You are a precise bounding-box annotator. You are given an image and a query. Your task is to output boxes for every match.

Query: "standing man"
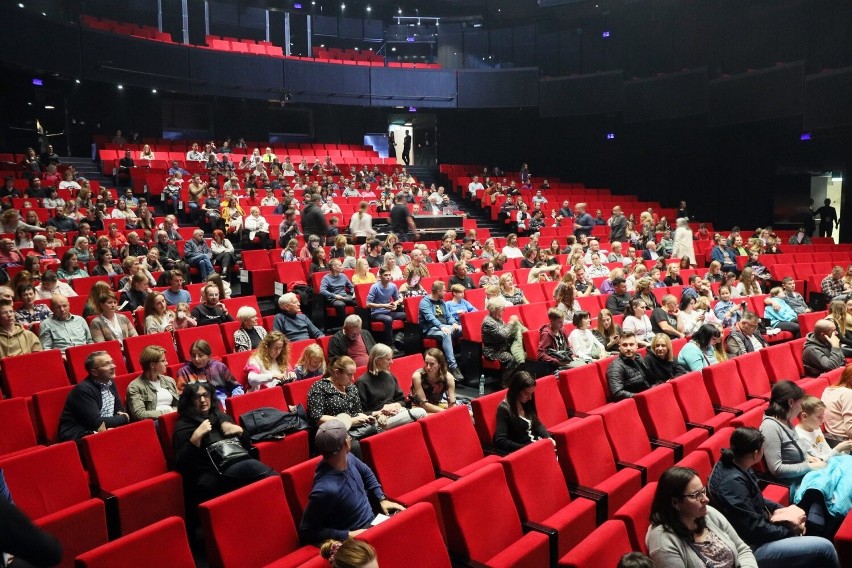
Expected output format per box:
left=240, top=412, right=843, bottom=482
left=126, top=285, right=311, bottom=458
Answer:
left=573, top=202, right=594, bottom=239
left=301, top=194, right=329, bottom=245
left=608, top=205, right=628, bottom=243
left=402, top=130, right=412, bottom=166
left=59, top=351, right=129, bottom=441
left=390, top=194, right=417, bottom=242
left=815, top=198, right=839, bottom=238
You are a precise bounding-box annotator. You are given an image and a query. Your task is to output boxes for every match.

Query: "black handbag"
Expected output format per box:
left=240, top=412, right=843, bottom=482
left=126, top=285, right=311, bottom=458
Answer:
left=206, top=438, right=251, bottom=474
left=348, top=422, right=379, bottom=441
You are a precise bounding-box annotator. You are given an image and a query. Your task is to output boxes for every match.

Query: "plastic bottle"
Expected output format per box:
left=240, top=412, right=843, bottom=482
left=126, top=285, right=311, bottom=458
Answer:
left=478, top=373, right=485, bottom=396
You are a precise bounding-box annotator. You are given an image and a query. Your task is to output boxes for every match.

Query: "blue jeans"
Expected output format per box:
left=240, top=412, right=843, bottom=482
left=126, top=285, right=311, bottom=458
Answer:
left=372, top=309, right=406, bottom=346
left=753, top=536, right=839, bottom=568
left=423, top=326, right=461, bottom=369
left=189, top=256, right=214, bottom=281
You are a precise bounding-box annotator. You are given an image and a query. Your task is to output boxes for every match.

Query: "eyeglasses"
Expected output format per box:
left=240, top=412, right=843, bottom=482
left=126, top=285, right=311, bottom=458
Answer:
left=193, top=393, right=211, bottom=401
left=682, top=487, right=708, bottom=500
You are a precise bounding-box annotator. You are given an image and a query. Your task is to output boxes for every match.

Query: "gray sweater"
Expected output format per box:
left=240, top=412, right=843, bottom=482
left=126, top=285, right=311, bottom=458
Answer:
left=759, top=416, right=810, bottom=481
left=647, top=506, right=757, bottom=568
left=801, top=333, right=845, bottom=377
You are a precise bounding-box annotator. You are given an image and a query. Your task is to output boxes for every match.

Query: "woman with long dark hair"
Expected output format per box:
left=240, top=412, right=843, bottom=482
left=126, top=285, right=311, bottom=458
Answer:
left=172, top=382, right=274, bottom=503
left=708, top=427, right=840, bottom=567
left=493, top=371, right=552, bottom=453
left=676, top=323, right=721, bottom=372
left=648, top=465, right=755, bottom=567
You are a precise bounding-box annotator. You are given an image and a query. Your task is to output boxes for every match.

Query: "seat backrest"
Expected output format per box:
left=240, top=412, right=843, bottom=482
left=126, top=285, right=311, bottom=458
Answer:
left=613, top=482, right=657, bottom=553
left=470, top=390, right=506, bottom=448
left=124, top=332, right=179, bottom=372
left=199, top=476, right=302, bottom=568
left=0, top=442, right=92, bottom=518
left=419, top=405, right=485, bottom=473
left=501, top=439, right=571, bottom=522
left=798, top=311, right=826, bottom=335
left=702, top=359, right=748, bottom=407
left=32, top=385, right=74, bottom=443
left=360, top=422, right=437, bottom=496
left=221, top=350, right=253, bottom=388
left=731, top=404, right=768, bottom=429
left=75, top=516, right=195, bottom=568
left=220, top=321, right=241, bottom=353
left=437, top=463, right=524, bottom=562
left=735, top=351, right=772, bottom=396
left=697, top=427, right=735, bottom=464
left=281, top=375, right=322, bottom=408
left=225, top=387, right=288, bottom=425
left=534, top=374, right=569, bottom=427
left=633, top=383, right=688, bottom=440
left=359, top=502, right=451, bottom=568
left=156, top=411, right=180, bottom=467
left=553, top=415, right=618, bottom=486
left=676, top=450, right=713, bottom=481
left=0, top=397, right=38, bottom=456
left=80, top=420, right=168, bottom=491
left=281, top=456, right=322, bottom=525
left=760, top=343, right=800, bottom=382
left=558, top=365, right=607, bottom=413
left=670, top=371, right=717, bottom=423
left=175, top=325, right=227, bottom=361
left=67, top=340, right=128, bottom=383
left=553, top=520, right=633, bottom=568
left=1, top=349, right=70, bottom=397
left=388, top=354, right=424, bottom=397
left=591, top=398, right=653, bottom=462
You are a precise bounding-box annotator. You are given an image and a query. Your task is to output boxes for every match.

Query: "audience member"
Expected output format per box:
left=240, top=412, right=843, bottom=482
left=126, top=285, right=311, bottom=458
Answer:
left=59, top=351, right=129, bottom=441
left=175, top=339, right=243, bottom=397
left=191, top=283, right=234, bottom=326
left=418, top=281, right=463, bottom=381
left=126, top=345, right=179, bottom=421
left=13, top=284, right=51, bottom=329
left=328, top=315, right=375, bottom=368
left=725, top=311, right=766, bottom=358
left=320, top=258, right=356, bottom=325
left=0, top=298, right=41, bottom=358
left=802, top=319, right=846, bottom=377
left=356, top=344, right=425, bottom=430
left=606, top=331, right=653, bottom=400
left=410, top=348, right=459, bottom=414
left=233, top=306, right=266, bottom=352
left=677, top=324, right=721, bottom=372
left=481, top=297, right=524, bottom=383
left=89, top=291, right=138, bottom=342
left=294, top=343, right=327, bottom=381
left=651, top=294, right=685, bottom=339
left=494, top=371, right=553, bottom=453
left=568, top=311, right=607, bottom=362
left=821, top=366, right=852, bottom=446
left=274, top=292, right=324, bottom=341
left=245, top=331, right=294, bottom=390
left=39, top=294, right=93, bottom=352
left=822, top=266, right=850, bottom=303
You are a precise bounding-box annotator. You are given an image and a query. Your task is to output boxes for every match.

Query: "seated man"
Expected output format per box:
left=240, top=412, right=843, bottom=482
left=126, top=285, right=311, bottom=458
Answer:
left=0, top=299, right=41, bottom=358
left=418, top=281, right=464, bottom=382
left=366, top=268, right=406, bottom=349
left=191, top=283, right=234, bottom=326
left=821, top=266, right=851, bottom=304
left=273, top=292, right=324, bottom=342
left=650, top=294, right=685, bottom=339
left=163, top=270, right=191, bottom=306
left=156, top=230, right=190, bottom=281
left=298, top=419, right=404, bottom=545
left=605, top=277, right=632, bottom=315
left=779, top=276, right=811, bottom=316
left=448, top=262, right=476, bottom=290
left=725, top=311, right=767, bottom=358
left=58, top=351, right=129, bottom=441
left=184, top=229, right=215, bottom=282
left=802, top=319, right=846, bottom=377
left=710, top=240, right=738, bottom=274
left=320, top=258, right=356, bottom=325
left=606, top=332, right=651, bottom=401
left=328, top=315, right=376, bottom=368
left=38, top=294, right=93, bottom=353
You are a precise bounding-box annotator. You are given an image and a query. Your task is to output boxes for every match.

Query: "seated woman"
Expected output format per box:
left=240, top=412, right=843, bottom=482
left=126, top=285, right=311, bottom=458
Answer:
left=308, top=247, right=329, bottom=277
left=621, top=298, right=655, bottom=346
left=644, top=333, right=685, bottom=384
left=126, top=345, right=179, bottom=421
left=499, top=272, right=529, bottom=306
left=481, top=297, right=524, bottom=383
left=446, top=284, right=477, bottom=322
left=243, top=206, right=271, bottom=249
left=120, top=273, right=150, bottom=313
left=245, top=331, right=294, bottom=391
left=281, top=238, right=299, bottom=262
left=294, top=343, right=327, bottom=381
left=356, top=344, right=426, bottom=430
left=91, top=247, right=122, bottom=277
left=734, top=267, right=763, bottom=297
left=210, top=230, right=237, bottom=279
left=144, top=292, right=175, bottom=334
left=633, top=277, right=659, bottom=310
left=89, top=291, right=138, bottom=342
left=233, top=306, right=267, bottom=352
left=306, top=355, right=377, bottom=458
left=827, top=299, right=852, bottom=357
left=351, top=258, right=376, bottom=285
left=399, top=270, right=427, bottom=299
left=678, top=295, right=705, bottom=336
left=676, top=324, right=721, bottom=372
left=380, top=252, right=403, bottom=281
left=478, top=261, right=500, bottom=288
left=592, top=309, right=621, bottom=353
left=494, top=371, right=554, bottom=453
left=173, top=381, right=275, bottom=504
left=822, top=366, right=852, bottom=446
left=319, top=539, right=377, bottom=568
left=56, top=251, right=88, bottom=280
left=538, top=308, right=581, bottom=371
left=410, top=348, right=459, bottom=414
left=569, top=311, right=607, bottom=363
left=14, top=283, right=51, bottom=329
left=175, top=339, right=244, bottom=398
left=648, top=465, right=757, bottom=567
left=708, top=426, right=840, bottom=567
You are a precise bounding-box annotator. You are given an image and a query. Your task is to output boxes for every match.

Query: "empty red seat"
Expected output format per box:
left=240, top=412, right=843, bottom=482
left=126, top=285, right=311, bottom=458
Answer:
left=613, top=482, right=657, bottom=553
left=761, top=341, right=804, bottom=380
left=634, top=383, right=710, bottom=456
left=558, top=365, right=608, bottom=414
left=75, top=516, right=194, bottom=568
left=1, top=349, right=70, bottom=398
left=0, top=397, right=40, bottom=459
left=438, top=463, right=550, bottom=567
left=199, top=476, right=318, bottom=568
left=281, top=456, right=322, bottom=526
left=557, top=520, right=633, bottom=567
left=80, top=420, right=184, bottom=536
left=358, top=502, right=452, bottom=568
left=670, top=371, right=736, bottom=432
left=501, top=440, right=597, bottom=557
left=470, top=389, right=506, bottom=450
left=0, top=442, right=108, bottom=568
left=702, top=359, right=766, bottom=413
left=419, top=405, right=501, bottom=476
left=534, top=374, right=572, bottom=429
left=32, top=385, right=74, bottom=444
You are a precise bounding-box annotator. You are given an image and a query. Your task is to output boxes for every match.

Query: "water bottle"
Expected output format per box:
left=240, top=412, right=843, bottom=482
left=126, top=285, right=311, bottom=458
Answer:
left=478, top=373, right=485, bottom=396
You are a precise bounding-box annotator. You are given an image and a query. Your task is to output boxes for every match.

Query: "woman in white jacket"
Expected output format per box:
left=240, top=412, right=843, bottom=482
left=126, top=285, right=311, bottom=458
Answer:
left=244, top=206, right=271, bottom=249
left=349, top=201, right=375, bottom=244
left=671, top=217, right=696, bottom=266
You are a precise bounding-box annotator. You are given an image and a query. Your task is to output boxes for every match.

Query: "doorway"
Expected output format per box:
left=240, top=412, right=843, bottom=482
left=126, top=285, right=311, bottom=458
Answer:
left=387, top=113, right=437, bottom=167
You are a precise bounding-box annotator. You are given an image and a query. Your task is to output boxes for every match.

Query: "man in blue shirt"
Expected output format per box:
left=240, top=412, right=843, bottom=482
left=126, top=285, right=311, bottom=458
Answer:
left=298, top=419, right=403, bottom=545
left=184, top=229, right=215, bottom=281
left=572, top=202, right=594, bottom=238
left=320, top=259, right=356, bottom=326
left=419, top=281, right=464, bottom=381
left=162, top=270, right=191, bottom=306
left=366, top=267, right=405, bottom=349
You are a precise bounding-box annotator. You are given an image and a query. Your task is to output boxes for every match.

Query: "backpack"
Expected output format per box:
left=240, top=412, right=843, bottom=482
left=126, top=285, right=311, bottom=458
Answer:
left=289, top=281, right=314, bottom=314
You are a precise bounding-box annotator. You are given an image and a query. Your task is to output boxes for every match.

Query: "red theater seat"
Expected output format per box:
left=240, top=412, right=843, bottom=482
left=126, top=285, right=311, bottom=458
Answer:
left=419, top=405, right=501, bottom=476
left=281, top=456, right=322, bottom=526
left=0, top=397, right=40, bottom=459
left=75, top=516, right=194, bottom=568
left=634, top=383, right=710, bottom=455
left=358, top=502, right=452, bottom=568
left=558, top=520, right=633, bottom=568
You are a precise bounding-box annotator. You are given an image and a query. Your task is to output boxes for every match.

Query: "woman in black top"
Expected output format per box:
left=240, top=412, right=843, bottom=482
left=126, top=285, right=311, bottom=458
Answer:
left=356, top=344, right=426, bottom=431
left=643, top=333, right=686, bottom=385
left=493, top=371, right=553, bottom=453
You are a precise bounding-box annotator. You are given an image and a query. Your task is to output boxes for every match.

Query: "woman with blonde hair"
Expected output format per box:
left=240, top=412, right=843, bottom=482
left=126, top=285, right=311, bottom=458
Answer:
left=480, top=238, right=498, bottom=260
left=245, top=331, right=294, bottom=390
left=126, top=345, right=178, bottom=421
left=294, top=343, right=326, bottom=381
left=351, top=257, right=376, bottom=285
left=319, top=539, right=377, bottom=568
left=330, top=234, right=347, bottom=259
left=281, top=238, right=299, bottom=262
left=593, top=308, right=622, bottom=353
left=144, top=292, right=175, bottom=334
left=555, top=279, right=580, bottom=320
left=499, top=272, right=529, bottom=305
left=380, top=252, right=403, bottom=281
left=828, top=299, right=852, bottom=357
left=664, top=263, right=683, bottom=286
left=83, top=280, right=113, bottom=317
left=634, top=277, right=659, bottom=310
left=734, top=266, right=762, bottom=297
left=357, top=343, right=426, bottom=430
left=341, top=244, right=358, bottom=270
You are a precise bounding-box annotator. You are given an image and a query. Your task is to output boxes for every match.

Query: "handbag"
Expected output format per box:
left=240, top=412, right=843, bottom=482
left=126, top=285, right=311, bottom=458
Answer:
left=206, top=437, right=251, bottom=475
left=348, top=421, right=379, bottom=441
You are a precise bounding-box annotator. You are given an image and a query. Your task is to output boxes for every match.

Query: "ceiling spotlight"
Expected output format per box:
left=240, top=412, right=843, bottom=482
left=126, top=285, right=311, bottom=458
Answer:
left=44, top=105, right=54, bottom=109
left=75, top=79, right=81, bottom=84
left=398, top=7, right=402, bottom=14
left=117, top=84, right=124, bottom=90
left=152, top=89, right=157, bottom=94
left=340, top=3, right=345, bottom=9
left=18, top=3, right=24, bottom=7
left=366, top=5, right=371, bottom=12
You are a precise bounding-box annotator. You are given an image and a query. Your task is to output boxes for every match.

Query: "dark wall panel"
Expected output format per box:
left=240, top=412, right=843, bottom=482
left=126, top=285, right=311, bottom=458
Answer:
left=458, top=68, right=539, bottom=108
left=539, top=71, right=623, bottom=117
left=370, top=69, right=456, bottom=108
left=284, top=60, right=370, bottom=106
left=188, top=49, right=283, bottom=100
left=804, top=68, right=852, bottom=130
left=81, top=29, right=191, bottom=91
left=0, top=6, right=82, bottom=77
left=708, top=62, right=805, bottom=127
left=623, top=68, right=707, bottom=123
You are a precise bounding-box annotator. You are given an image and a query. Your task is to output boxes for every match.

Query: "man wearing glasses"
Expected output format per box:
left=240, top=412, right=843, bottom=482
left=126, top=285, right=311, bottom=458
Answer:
left=725, top=311, right=767, bottom=358
left=59, top=351, right=129, bottom=441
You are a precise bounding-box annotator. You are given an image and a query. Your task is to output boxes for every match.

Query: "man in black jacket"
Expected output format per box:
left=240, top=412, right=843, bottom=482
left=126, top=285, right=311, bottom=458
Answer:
left=605, top=332, right=651, bottom=401
left=301, top=194, right=329, bottom=245
left=59, top=351, right=129, bottom=441
left=328, top=315, right=375, bottom=368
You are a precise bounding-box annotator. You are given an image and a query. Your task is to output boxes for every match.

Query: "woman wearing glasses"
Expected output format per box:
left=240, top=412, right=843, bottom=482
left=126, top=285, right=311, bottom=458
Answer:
left=126, top=345, right=178, bottom=421
left=647, top=466, right=756, bottom=567
left=707, top=427, right=840, bottom=568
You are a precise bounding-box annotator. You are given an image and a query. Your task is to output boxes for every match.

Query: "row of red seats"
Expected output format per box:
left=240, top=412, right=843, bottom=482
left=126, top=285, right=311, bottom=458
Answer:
left=80, top=14, right=173, bottom=43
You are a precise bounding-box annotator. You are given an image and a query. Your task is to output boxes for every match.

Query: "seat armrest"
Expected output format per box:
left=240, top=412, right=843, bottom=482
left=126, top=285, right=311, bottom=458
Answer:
left=650, top=437, right=683, bottom=462
left=96, top=489, right=121, bottom=540
left=482, top=445, right=509, bottom=457
left=686, top=422, right=714, bottom=434
left=448, top=551, right=489, bottom=568
left=616, top=460, right=647, bottom=485
left=567, top=409, right=590, bottom=418
left=568, top=484, right=608, bottom=526
left=436, top=469, right=461, bottom=481
left=713, top=404, right=743, bottom=416
left=746, top=394, right=771, bottom=402
left=522, top=520, right=559, bottom=568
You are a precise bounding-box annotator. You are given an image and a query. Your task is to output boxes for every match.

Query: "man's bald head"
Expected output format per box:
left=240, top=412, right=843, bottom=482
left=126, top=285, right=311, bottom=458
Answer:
left=814, top=319, right=837, bottom=342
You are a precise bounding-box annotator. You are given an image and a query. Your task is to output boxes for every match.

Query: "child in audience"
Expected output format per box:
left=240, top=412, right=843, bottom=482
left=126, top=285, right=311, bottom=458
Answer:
left=795, top=396, right=852, bottom=461
left=172, top=302, right=198, bottom=329
left=294, top=343, right=326, bottom=381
